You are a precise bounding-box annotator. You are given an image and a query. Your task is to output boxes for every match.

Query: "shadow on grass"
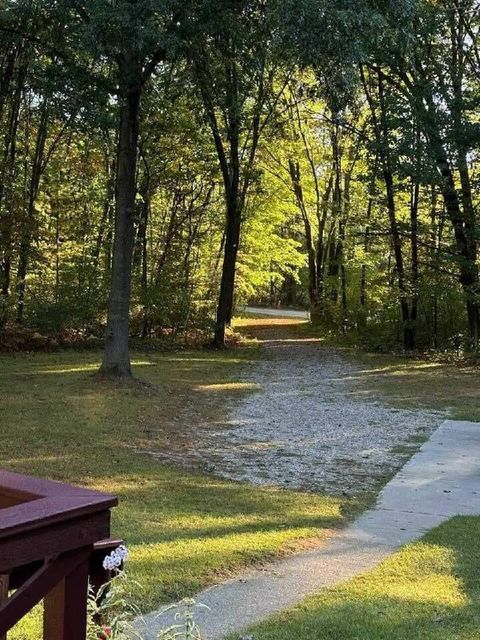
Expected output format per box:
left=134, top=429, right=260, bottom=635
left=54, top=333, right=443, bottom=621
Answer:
left=0, top=345, right=366, bottom=613
left=231, top=516, right=480, bottom=640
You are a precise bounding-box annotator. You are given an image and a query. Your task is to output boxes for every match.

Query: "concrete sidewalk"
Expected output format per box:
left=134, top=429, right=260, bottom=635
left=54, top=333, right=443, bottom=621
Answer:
left=136, top=420, right=480, bottom=640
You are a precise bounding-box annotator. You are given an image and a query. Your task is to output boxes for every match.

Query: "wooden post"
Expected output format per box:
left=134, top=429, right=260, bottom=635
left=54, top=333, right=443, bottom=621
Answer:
left=0, top=470, right=117, bottom=636
left=0, top=575, right=8, bottom=640
left=43, top=556, right=89, bottom=640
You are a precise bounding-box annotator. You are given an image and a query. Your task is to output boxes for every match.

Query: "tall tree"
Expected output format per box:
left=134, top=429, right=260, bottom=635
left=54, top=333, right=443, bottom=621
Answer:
left=185, top=0, right=284, bottom=347
left=62, top=1, right=184, bottom=375
left=362, top=0, right=480, bottom=346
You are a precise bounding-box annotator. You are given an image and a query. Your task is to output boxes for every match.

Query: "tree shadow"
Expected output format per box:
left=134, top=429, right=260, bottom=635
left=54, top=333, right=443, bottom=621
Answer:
left=236, top=516, right=480, bottom=640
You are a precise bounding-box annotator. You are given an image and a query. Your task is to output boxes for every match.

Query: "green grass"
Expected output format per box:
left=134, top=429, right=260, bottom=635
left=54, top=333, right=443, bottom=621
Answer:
left=349, top=353, right=480, bottom=421
left=230, top=516, right=480, bottom=640
left=289, top=319, right=480, bottom=421
left=0, top=348, right=363, bottom=639
left=7, top=320, right=480, bottom=638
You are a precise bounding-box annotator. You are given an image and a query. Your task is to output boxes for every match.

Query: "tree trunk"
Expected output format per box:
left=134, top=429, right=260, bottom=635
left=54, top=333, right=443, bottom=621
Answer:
left=359, top=156, right=377, bottom=316
left=409, top=78, right=480, bottom=345
left=287, top=159, right=320, bottom=319
left=340, top=263, right=347, bottom=332
left=447, top=14, right=480, bottom=346
left=375, top=69, right=415, bottom=349
left=327, top=126, right=342, bottom=304
left=383, top=168, right=414, bottom=349
left=213, top=194, right=240, bottom=348
left=137, top=173, right=150, bottom=339
left=16, top=98, right=48, bottom=323
left=409, top=176, right=420, bottom=350
left=100, top=61, right=141, bottom=376
left=315, top=175, right=333, bottom=319
left=92, top=144, right=116, bottom=276
left=0, top=57, right=26, bottom=324
left=430, top=125, right=479, bottom=344
left=360, top=196, right=373, bottom=309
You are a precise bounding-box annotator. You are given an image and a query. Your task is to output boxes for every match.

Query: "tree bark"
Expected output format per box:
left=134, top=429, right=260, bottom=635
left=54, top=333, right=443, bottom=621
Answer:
left=0, top=55, right=26, bottom=324
left=213, top=194, right=241, bottom=347
left=16, top=97, right=48, bottom=324
left=100, top=58, right=141, bottom=376
left=409, top=176, right=420, bottom=350
left=387, top=54, right=480, bottom=346
left=449, top=17, right=480, bottom=346
left=421, top=91, right=480, bottom=345
left=288, top=159, right=320, bottom=319
left=360, top=193, right=373, bottom=310
left=327, top=126, right=342, bottom=303
left=362, top=67, right=416, bottom=349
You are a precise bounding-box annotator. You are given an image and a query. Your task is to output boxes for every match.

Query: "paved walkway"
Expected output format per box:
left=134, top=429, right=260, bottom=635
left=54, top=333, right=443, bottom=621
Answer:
left=136, top=420, right=480, bottom=639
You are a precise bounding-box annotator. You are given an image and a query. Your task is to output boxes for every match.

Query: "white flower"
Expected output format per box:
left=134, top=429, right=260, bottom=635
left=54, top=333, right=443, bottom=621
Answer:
left=102, top=545, right=129, bottom=571
left=117, top=545, right=129, bottom=561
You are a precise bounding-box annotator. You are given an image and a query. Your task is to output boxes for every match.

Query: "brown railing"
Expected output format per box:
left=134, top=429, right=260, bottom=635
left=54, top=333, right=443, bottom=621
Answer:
left=0, top=470, right=118, bottom=639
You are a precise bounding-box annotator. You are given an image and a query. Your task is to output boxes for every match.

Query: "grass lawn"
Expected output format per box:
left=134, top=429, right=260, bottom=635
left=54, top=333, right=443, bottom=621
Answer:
left=289, top=318, right=480, bottom=422
left=349, top=353, right=480, bottom=421
left=5, top=320, right=480, bottom=638
left=230, top=516, right=480, bottom=640
left=0, top=347, right=363, bottom=639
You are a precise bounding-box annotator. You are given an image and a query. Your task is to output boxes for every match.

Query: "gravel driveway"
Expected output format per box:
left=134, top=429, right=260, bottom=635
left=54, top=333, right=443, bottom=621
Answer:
left=153, top=319, right=444, bottom=494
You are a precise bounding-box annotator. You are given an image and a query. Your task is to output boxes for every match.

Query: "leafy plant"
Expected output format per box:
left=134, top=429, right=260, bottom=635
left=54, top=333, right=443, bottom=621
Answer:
left=87, top=547, right=206, bottom=640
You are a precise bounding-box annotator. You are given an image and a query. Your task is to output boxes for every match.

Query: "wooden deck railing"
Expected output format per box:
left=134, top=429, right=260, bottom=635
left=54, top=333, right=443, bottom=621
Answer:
left=0, top=470, right=118, bottom=639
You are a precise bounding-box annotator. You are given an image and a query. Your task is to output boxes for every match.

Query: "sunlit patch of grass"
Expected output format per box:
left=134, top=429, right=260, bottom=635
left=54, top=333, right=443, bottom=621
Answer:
left=349, top=352, right=480, bottom=421
left=7, top=359, right=157, bottom=376
left=0, top=347, right=365, bottom=639
left=231, top=516, right=480, bottom=640
left=196, top=381, right=260, bottom=392
left=284, top=320, right=480, bottom=420
left=233, top=317, right=308, bottom=328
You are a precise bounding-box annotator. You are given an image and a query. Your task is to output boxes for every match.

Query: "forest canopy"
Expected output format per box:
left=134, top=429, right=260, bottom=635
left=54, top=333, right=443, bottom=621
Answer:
left=1, top=0, right=479, bottom=373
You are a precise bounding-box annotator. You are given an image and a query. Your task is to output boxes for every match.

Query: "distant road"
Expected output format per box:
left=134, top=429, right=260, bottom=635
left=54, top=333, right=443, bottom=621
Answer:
left=243, top=306, right=310, bottom=320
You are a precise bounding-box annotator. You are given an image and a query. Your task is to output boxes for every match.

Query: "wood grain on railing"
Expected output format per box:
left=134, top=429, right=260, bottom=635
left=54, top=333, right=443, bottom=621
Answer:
left=0, top=470, right=118, bottom=639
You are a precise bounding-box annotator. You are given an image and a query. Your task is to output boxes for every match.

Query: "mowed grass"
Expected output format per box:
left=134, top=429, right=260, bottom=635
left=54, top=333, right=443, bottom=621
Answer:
left=231, top=516, right=480, bottom=640
left=0, top=347, right=363, bottom=639
left=288, top=319, right=480, bottom=422
left=347, top=353, right=480, bottom=422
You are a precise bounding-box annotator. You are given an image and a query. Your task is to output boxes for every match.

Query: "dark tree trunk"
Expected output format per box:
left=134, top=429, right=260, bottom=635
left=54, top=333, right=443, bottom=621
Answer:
left=429, top=124, right=479, bottom=344
left=0, top=57, right=26, bottom=324
left=314, top=175, right=333, bottom=319
left=383, top=168, right=414, bottom=349
left=340, top=263, right=347, bottom=332
left=409, top=177, right=420, bottom=349
left=194, top=43, right=265, bottom=348
left=360, top=196, right=373, bottom=309
left=92, top=144, right=116, bottom=276
left=100, top=60, right=141, bottom=376
left=406, top=74, right=480, bottom=345
left=213, top=195, right=241, bottom=348
left=327, top=127, right=342, bottom=304
left=16, top=98, right=48, bottom=324
left=446, top=15, right=480, bottom=346
left=377, top=75, right=415, bottom=350
left=137, top=172, right=150, bottom=339
left=429, top=188, right=441, bottom=348
left=288, top=159, right=320, bottom=320
left=154, top=193, right=182, bottom=284
left=359, top=157, right=377, bottom=315
left=362, top=67, right=416, bottom=350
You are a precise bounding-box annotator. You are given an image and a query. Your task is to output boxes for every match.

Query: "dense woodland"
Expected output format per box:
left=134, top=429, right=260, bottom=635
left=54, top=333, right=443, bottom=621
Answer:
left=0, top=0, right=480, bottom=374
